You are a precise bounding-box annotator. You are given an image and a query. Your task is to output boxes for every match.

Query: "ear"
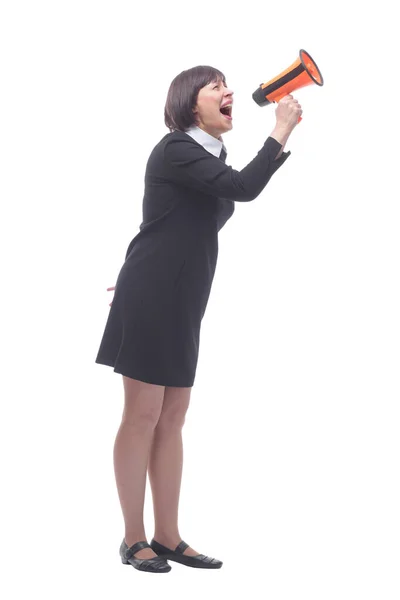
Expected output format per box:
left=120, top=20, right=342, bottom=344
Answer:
left=192, top=107, right=200, bottom=125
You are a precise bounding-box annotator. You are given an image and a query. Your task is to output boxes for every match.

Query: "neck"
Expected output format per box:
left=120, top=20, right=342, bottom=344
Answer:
left=196, top=123, right=223, bottom=141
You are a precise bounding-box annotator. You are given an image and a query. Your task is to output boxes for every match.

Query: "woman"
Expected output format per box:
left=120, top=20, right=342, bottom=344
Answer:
left=95, top=65, right=302, bottom=573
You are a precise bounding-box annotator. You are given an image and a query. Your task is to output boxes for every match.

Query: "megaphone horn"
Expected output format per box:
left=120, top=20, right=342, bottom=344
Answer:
left=253, top=49, right=324, bottom=114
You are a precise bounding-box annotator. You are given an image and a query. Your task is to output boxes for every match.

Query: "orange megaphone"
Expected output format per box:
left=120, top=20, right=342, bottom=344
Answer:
left=252, top=49, right=323, bottom=122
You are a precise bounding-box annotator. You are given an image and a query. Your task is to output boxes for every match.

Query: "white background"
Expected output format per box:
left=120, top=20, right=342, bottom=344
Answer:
left=1, top=0, right=399, bottom=598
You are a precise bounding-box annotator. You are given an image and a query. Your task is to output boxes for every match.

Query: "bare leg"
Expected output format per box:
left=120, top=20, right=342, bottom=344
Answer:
left=148, top=386, right=199, bottom=556
left=114, top=376, right=165, bottom=559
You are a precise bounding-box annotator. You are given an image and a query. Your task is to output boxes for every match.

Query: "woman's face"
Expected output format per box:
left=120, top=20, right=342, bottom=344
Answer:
left=193, top=78, right=234, bottom=140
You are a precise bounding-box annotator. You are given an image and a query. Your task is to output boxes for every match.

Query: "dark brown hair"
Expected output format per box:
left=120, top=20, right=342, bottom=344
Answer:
left=164, top=65, right=226, bottom=133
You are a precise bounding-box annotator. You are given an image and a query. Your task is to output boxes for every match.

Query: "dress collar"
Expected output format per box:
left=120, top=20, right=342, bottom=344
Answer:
left=183, top=125, right=227, bottom=159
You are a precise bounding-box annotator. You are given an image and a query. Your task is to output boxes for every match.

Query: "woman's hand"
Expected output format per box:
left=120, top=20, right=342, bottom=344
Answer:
left=107, top=286, right=115, bottom=307
left=275, top=94, right=303, bottom=131
left=269, top=94, right=303, bottom=155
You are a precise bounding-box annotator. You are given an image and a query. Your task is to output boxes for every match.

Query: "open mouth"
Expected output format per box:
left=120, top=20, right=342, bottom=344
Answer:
left=220, top=105, right=232, bottom=119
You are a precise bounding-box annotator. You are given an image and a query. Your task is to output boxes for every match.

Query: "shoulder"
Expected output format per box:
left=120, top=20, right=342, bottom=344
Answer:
left=145, top=131, right=204, bottom=175
left=159, top=130, right=200, bottom=147
left=148, top=131, right=205, bottom=165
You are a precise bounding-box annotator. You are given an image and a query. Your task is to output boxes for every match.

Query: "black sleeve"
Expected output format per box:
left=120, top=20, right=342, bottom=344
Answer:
left=162, top=135, right=291, bottom=202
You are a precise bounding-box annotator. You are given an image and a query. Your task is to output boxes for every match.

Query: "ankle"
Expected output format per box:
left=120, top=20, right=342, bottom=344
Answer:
left=124, top=532, right=147, bottom=547
left=153, top=531, right=181, bottom=545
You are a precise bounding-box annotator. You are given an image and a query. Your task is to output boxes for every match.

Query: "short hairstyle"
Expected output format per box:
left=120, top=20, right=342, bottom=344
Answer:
left=164, top=65, right=226, bottom=133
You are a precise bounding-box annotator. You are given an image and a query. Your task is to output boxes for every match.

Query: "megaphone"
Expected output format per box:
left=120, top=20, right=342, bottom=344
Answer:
left=252, top=49, right=323, bottom=122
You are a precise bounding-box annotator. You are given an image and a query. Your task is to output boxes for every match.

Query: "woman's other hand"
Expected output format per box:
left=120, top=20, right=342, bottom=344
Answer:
left=107, top=286, right=115, bottom=307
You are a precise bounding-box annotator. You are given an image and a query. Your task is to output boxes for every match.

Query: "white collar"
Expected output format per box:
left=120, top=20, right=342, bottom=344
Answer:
left=183, top=125, right=227, bottom=159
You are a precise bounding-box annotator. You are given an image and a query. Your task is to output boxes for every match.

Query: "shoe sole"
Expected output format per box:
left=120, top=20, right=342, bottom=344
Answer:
left=157, top=554, right=222, bottom=569
left=121, top=556, right=171, bottom=573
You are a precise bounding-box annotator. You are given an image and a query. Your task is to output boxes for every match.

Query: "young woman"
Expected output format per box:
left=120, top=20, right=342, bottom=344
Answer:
left=95, top=65, right=302, bottom=573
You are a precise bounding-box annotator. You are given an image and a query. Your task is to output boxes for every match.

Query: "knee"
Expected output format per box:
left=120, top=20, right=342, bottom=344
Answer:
left=155, top=403, right=188, bottom=433
left=121, top=377, right=165, bottom=432
left=122, top=406, right=162, bottom=432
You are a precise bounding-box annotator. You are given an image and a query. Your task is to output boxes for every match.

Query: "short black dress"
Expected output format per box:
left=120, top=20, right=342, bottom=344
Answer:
left=95, top=131, right=290, bottom=387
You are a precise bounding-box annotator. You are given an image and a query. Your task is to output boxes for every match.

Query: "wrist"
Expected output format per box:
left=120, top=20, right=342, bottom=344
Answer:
left=270, top=123, right=292, bottom=145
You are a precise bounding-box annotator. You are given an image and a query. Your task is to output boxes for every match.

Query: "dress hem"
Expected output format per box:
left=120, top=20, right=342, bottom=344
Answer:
left=95, top=358, right=194, bottom=388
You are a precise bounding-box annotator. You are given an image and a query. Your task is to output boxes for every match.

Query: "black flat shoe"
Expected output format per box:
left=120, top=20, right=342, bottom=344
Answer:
left=150, top=538, right=222, bottom=569
left=119, top=539, right=171, bottom=573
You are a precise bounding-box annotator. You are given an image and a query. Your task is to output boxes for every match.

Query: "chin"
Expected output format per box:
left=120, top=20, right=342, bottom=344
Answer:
left=221, top=119, right=233, bottom=129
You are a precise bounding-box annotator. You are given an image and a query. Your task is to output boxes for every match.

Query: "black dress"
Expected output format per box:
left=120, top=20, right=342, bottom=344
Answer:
left=95, top=131, right=290, bottom=387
